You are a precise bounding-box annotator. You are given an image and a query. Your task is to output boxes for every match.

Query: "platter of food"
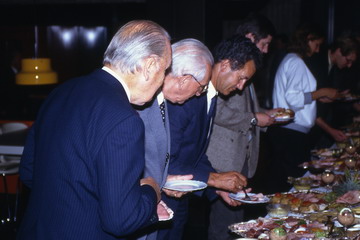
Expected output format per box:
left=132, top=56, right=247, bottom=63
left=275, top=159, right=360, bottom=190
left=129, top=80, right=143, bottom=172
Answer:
left=269, top=191, right=329, bottom=214
left=163, top=180, right=207, bottom=192
left=228, top=216, right=328, bottom=239
left=229, top=192, right=270, bottom=204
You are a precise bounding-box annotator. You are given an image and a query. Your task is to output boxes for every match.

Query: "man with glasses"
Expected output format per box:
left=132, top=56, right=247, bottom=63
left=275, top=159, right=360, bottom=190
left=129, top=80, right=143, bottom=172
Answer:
left=131, top=38, right=215, bottom=240
left=307, top=36, right=359, bottom=148
left=157, top=35, right=262, bottom=240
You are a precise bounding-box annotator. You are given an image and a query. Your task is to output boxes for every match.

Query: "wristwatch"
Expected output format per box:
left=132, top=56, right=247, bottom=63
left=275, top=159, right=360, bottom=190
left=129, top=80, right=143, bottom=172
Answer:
left=250, top=117, right=258, bottom=126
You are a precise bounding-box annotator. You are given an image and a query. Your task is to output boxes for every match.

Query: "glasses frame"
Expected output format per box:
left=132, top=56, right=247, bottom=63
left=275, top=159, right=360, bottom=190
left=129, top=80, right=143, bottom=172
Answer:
left=183, top=73, right=208, bottom=94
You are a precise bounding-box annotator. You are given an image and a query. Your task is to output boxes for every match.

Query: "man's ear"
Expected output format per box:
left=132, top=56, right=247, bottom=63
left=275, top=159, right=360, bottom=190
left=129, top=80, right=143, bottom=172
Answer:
left=220, top=59, right=230, bottom=72
left=143, top=55, right=159, bottom=81
left=245, top=33, right=256, bottom=43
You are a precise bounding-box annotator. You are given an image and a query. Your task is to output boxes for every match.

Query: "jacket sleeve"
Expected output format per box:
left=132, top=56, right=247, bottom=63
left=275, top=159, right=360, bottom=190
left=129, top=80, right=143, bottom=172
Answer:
left=97, top=115, right=158, bottom=236
left=19, top=125, right=36, bottom=188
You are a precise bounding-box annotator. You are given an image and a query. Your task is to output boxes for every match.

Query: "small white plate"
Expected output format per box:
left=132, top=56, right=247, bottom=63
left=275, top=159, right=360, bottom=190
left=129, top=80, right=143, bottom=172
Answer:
left=229, top=192, right=270, bottom=204
left=275, top=116, right=294, bottom=122
left=158, top=201, right=174, bottom=222
left=163, top=180, right=207, bottom=192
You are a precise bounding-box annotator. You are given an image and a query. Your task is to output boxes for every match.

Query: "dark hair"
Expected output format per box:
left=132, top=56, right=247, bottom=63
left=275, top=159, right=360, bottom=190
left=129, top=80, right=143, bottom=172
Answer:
left=288, top=23, right=324, bottom=58
left=213, top=35, right=262, bottom=70
left=235, top=13, right=276, bottom=43
left=329, top=36, right=358, bottom=57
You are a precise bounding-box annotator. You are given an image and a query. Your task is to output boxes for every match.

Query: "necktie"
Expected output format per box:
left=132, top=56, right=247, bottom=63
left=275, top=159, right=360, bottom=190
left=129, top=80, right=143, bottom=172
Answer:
left=248, top=86, right=256, bottom=137
left=159, top=101, right=166, bottom=124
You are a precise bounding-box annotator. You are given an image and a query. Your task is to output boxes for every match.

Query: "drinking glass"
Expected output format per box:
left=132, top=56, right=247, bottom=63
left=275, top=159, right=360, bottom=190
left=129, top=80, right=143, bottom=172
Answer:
left=321, top=169, right=335, bottom=188
left=337, top=208, right=355, bottom=240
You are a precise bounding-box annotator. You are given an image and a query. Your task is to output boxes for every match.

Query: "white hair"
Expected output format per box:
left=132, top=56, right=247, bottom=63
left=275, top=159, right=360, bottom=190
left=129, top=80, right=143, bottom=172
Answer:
left=170, top=38, right=214, bottom=82
left=103, top=20, right=170, bottom=74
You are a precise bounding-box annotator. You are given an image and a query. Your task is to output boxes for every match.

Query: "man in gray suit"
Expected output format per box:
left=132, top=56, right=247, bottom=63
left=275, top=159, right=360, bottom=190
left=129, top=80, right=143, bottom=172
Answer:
left=132, top=38, right=214, bottom=240
left=206, top=14, right=280, bottom=240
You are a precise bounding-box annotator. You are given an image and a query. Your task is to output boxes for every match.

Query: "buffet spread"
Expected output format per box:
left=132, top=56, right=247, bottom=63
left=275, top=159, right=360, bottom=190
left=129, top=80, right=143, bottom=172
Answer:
left=228, top=121, right=360, bottom=240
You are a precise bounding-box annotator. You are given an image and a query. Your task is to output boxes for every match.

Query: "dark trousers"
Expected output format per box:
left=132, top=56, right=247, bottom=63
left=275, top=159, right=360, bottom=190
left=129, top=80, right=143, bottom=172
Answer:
left=266, top=126, right=308, bottom=193
left=208, top=199, right=244, bottom=240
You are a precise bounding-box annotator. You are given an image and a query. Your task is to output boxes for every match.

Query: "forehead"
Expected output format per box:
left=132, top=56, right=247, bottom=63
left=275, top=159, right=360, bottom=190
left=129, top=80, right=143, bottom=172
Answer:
left=234, top=60, right=256, bottom=75
left=258, top=35, right=272, bottom=44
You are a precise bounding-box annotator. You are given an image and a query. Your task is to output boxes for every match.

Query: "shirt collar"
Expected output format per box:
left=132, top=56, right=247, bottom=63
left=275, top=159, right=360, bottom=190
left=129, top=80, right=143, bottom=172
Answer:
left=102, top=66, right=131, bottom=101
left=328, top=51, right=334, bottom=73
left=156, top=91, right=165, bottom=106
left=207, top=81, right=218, bottom=99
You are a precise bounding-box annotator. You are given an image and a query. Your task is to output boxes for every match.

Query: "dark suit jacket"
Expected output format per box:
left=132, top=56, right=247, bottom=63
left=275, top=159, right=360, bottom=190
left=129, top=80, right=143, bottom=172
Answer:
left=18, top=69, right=158, bottom=240
left=167, top=95, right=216, bottom=184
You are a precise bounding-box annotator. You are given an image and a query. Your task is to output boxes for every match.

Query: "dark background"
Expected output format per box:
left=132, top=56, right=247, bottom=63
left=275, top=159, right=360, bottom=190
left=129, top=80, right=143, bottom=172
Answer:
left=0, top=0, right=359, bottom=119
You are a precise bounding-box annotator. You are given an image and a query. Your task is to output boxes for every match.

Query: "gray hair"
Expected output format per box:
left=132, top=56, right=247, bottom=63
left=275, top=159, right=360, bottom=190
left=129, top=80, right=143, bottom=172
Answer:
left=103, top=20, right=170, bottom=74
left=170, top=38, right=214, bottom=82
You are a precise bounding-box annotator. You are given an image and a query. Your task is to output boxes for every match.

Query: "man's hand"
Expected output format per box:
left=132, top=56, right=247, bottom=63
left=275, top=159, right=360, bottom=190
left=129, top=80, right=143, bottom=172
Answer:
left=162, top=174, right=193, bottom=198
left=216, top=190, right=241, bottom=207
left=255, top=112, right=275, bottom=127
left=141, top=177, right=161, bottom=203
left=313, top=88, right=340, bottom=102
left=329, top=128, right=348, bottom=142
left=208, top=171, right=247, bottom=193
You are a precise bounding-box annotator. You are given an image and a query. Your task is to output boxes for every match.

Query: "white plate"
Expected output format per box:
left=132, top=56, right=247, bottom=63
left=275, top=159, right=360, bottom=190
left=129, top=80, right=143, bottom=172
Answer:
left=229, top=192, right=270, bottom=204
left=158, top=200, right=174, bottom=222
left=163, top=180, right=207, bottom=192
left=275, top=116, right=294, bottom=122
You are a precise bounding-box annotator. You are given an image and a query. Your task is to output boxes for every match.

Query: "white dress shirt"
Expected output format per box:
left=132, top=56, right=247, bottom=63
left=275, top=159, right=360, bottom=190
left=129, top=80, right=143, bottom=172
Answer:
left=272, top=53, right=317, bottom=133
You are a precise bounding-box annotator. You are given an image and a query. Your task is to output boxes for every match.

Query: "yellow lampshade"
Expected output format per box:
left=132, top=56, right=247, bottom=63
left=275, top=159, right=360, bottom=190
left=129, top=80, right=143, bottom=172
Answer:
left=16, top=58, right=58, bottom=85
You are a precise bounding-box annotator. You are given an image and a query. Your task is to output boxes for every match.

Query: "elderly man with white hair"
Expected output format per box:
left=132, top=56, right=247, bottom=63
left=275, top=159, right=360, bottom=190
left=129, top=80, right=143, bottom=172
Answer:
left=132, top=38, right=213, bottom=240
left=18, top=20, right=171, bottom=240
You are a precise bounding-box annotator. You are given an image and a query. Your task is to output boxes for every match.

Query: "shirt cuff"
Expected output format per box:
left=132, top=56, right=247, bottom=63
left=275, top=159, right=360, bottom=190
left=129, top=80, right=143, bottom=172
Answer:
left=304, top=92, right=313, bottom=105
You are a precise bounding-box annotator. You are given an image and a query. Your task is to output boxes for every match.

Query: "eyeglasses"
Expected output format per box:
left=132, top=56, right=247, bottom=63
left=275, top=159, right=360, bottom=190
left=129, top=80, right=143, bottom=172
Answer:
left=345, top=56, right=356, bottom=65
left=183, top=73, right=208, bottom=94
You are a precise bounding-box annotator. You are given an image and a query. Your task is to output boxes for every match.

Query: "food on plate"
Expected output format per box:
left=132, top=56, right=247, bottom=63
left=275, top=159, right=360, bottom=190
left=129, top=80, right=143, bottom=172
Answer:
left=272, top=109, right=294, bottom=121
left=266, top=204, right=290, bottom=218
left=270, top=192, right=328, bottom=213
left=269, top=227, right=286, bottom=240
left=291, top=177, right=312, bottom=191
left=336, top=190, right=360, bottom=205
left=228, top=216, right=327, bottom=239
left=333, top=170, right=360, bottom=196
left=157, top=200, right=174, bottom=221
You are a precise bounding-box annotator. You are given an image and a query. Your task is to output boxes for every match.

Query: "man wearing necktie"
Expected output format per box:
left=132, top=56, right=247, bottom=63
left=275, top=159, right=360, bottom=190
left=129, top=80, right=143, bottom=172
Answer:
left=206, top=15, right=281, bottom=240
left=157, top=35, right=262, bottom=240
left=131, top=38, right=214, bottom=240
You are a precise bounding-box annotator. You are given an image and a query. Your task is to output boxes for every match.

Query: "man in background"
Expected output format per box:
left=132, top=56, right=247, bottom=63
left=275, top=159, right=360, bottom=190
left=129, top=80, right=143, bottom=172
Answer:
left=307, top=36, right=358, bottom=148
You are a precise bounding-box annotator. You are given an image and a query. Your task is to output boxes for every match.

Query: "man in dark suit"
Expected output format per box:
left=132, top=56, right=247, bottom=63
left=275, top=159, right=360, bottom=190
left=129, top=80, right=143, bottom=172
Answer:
left=307, top=36, right=358, bottom=148
left=131, top=38, right=214, bottom=240
left=157, top=36, right=262, bottom=240
left=18, top=20, right=171, bottom=240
